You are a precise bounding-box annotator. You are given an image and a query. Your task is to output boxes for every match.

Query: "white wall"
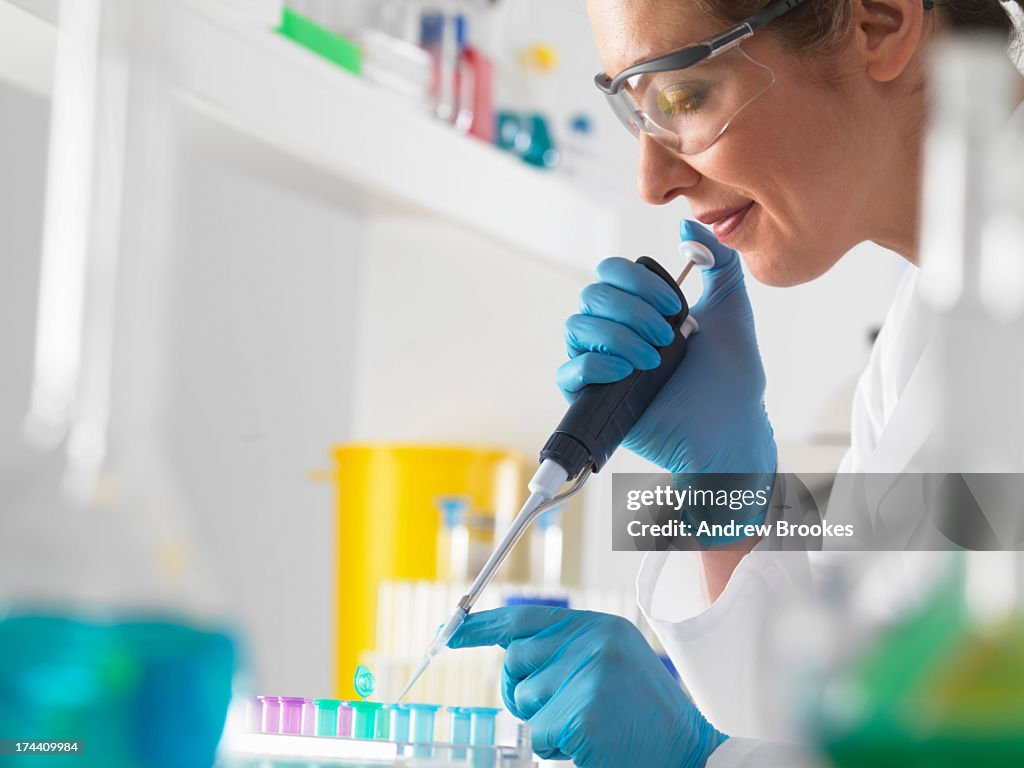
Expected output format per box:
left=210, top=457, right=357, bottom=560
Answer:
left=350, top=216, right=586, bottom=451
left=162, top=119, right=370, bottom=696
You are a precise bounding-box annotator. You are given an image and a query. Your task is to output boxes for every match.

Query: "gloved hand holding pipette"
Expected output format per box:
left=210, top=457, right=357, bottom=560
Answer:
left=449, top=605, right=727, bottom=768
left=399, top=224, right=761, bottom=704
left=559, top=220, right=777, bottom=479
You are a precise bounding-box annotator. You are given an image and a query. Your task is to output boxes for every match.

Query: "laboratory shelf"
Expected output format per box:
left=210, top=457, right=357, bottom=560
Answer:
left=1, top=0, right=618, bottom=273
left=172, top=2, right=618, bottom=274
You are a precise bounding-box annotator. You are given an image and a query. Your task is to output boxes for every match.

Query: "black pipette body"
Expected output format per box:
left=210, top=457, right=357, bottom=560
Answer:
left=540, top=256, right=692, bottom=478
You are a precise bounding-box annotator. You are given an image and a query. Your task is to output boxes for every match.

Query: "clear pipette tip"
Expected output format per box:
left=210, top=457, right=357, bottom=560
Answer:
left=395, top=609, right=466, bottom=703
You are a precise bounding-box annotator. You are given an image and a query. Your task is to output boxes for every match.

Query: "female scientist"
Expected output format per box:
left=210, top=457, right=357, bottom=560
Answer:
left=450, top=0, right=1024, bottom=766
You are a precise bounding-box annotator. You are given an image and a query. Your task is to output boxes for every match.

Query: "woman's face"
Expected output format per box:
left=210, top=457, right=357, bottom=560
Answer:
left=588, top=0, right=923, bottom=286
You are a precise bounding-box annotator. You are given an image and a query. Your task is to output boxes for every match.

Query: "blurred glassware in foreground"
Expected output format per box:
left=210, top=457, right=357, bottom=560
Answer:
left=0, top=1, right=238, bottom=764
left=917, top=33, right=1024, bottom=473
left=807, top=554, right=1024, bottom=767
left=798, top=31, right=1024, bottom=767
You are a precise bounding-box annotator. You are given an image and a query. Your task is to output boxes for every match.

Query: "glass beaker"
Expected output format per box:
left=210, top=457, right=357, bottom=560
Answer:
left=0, top=1, right=238, bottom=765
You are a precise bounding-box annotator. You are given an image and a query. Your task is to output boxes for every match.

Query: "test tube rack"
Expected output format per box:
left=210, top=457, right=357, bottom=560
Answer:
left=218, top=696, right=536, bottom=768
left=218, top=731, right=535, bottom=768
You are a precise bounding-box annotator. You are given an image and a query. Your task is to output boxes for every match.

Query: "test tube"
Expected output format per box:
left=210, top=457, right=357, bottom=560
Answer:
left=375, top=707, right=391, bottom=740
left=467, top=707, right=500, bottom=745
left=448, top=706, right=472, bottom=759
left=244, top=697, right=262, bottom=732
left=260, top=696, right=282, bottom=734
left=301, top=699, right=316, bottom=735
left=348, top=700, right=383, bottom=739
left=516, top=722, right=532, bottom=760
left=314, top=699, right=341, bottom=737
left=467, top=707, right=501, bottom=768
left=279, top=697, right=305, bottom=734
left=386, top=703, right=410, bottom=742
left=337, top=701, right=354, bottom=737
left=405, top=703, right=441, bottom=757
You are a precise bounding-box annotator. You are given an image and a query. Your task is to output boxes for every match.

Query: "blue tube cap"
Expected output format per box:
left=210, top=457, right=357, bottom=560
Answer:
left=464, top=707, right=501, bottom=715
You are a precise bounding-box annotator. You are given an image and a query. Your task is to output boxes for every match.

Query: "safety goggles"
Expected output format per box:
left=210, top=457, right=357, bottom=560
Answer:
left=593, top=0, right=807, bottom=155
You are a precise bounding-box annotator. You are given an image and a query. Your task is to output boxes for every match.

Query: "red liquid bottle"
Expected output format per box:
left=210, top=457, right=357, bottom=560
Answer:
left=454, top=15, right=495, bottom=143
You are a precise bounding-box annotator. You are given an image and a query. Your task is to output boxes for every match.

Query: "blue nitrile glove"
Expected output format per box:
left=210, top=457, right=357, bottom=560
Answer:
left=557, top=220, right=776, bottom=478
left=449, top=606, right=727, bottom=768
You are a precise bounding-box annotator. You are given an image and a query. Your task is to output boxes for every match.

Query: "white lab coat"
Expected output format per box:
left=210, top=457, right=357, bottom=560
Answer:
left=635, top=266, right=944, bottom=767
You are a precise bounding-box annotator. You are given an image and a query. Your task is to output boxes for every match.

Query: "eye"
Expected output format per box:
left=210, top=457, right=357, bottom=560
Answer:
left=656, top=84, right=707, bottom=117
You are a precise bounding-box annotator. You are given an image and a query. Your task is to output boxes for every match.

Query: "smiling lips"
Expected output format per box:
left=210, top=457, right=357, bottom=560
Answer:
left=694, top=201, right=755, bottom=242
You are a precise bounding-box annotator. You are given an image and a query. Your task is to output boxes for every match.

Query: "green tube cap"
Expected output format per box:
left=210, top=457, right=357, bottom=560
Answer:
left=354, top=664, right=376, bottom=700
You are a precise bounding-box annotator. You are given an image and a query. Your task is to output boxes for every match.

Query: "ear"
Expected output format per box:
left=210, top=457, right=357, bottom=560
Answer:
left=851, top=0, right=926, bottom=82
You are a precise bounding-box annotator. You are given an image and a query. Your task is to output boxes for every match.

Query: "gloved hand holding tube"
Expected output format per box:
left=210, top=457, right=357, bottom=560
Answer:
left=558, top=220, right=777, bottom=538
left=449, top=606, right=727, bottom=768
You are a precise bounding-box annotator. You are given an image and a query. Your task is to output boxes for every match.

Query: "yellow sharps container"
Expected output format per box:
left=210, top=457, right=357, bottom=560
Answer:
left=331, top=443, right=523, bottom=699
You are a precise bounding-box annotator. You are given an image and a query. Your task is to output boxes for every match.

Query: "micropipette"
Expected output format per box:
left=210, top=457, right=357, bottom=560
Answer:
left=395, top=241, right=715, bottom=703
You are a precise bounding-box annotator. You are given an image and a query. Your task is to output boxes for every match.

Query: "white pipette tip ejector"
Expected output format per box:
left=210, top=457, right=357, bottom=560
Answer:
left=676, top=240, right=715, bottom=285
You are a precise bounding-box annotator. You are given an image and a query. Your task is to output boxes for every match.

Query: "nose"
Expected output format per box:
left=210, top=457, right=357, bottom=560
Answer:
left=636, top=134, right=701, bottom=205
